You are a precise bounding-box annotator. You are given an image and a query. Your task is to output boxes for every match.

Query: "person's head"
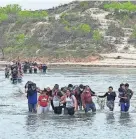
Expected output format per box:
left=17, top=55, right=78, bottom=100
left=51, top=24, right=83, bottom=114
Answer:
left=46, top=87, right=51, bottom=92
left=120, top=83, right=125, bottom=90
left=125, top=83, right=129, bottom=89
left=54, top=84, right=59, bottom=90
left=108, top=86, right=113, bottom=92
left=68, top=84, right=73, bottom=89
left=66, top=89, right=71, bottom=97
left=79, top=84, right=84, bottom=89
left=42, top=90, right=47, bottom=96
left=84, top=86, right=90, bottom=93
left=85, top=85, right=90, bottom=91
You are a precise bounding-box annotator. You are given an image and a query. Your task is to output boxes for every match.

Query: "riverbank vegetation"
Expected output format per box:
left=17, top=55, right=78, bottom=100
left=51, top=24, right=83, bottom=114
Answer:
left=0, top=1, right=136, bottom=61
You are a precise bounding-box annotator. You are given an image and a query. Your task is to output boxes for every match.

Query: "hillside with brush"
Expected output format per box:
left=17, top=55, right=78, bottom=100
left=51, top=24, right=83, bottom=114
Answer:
left=0, top=1, right=136, bottom=62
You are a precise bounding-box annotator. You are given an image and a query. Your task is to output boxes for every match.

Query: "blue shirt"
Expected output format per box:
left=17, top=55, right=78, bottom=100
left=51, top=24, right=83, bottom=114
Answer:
left=28, top=91, right=37, bottom=104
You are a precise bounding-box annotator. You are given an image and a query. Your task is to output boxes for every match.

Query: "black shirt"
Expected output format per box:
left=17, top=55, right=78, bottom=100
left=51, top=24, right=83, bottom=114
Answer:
left=99, top=92, right=116, bottom=101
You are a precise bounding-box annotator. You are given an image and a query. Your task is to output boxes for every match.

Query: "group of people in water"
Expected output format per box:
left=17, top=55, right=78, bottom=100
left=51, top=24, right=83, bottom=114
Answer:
left=5, top=62, right=23, bottom=84
left=25, top=82, right=133, bottom=115
left=23, top=61, right=47, bottom=74
left=4, top=61, right=48, bottom=84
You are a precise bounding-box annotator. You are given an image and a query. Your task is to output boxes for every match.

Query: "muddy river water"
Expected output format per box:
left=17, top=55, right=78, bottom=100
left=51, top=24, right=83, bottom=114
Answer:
left=0, top=68, right=136, bottom=139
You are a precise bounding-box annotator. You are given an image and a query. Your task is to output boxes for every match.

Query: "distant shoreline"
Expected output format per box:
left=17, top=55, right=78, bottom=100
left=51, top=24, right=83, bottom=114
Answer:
left=0, top=60, right=136, bottom=70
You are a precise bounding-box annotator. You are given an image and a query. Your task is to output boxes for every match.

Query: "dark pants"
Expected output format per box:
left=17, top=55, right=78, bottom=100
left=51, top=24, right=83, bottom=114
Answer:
left=120, top=102, right=130, bottom=112
left=64, top=107, right=75, bottom=115
left=51, top=100, right=54, bottom=110
left=85, top=102, right=96, bottom=113
left=34, top=69, right=37, bottom=73
left=12, top=78, right=17, bottom=84
left=106, top=101, right=114, bottom=111
left=29, top=69, right=32, bottom=74
left=43, top=69, right=47, bottom=73
left=54, top=106, right=62, bottom=114
left=23, top=69, right=27, bottom=73
left=5, top=73, right=9, bottom=78
left=28, top=103, right=37, bottom=112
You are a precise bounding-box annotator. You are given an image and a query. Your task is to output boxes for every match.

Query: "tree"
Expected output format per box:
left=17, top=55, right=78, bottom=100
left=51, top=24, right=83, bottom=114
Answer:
left=77, top=24, right=91, bottom=33
left=0, top=29, right=7, bottom=59
left=93, top=30, right=102, bottom=43
left=104, top=2, right=136, bottom=12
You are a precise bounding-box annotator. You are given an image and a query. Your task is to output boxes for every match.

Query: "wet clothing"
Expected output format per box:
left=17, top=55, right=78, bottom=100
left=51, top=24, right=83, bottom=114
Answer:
left=118, top=88, right=127, bottom=103
left=27, top=90, right=37, bottom=104
left=5, top=67, right=10, bottom=78
left=85, top=102, right=96, bottom=112
left=66, top=95, right=75, bottom=108
left=125, top=89, right=133, bottom=102
left=64, top=95, right=76, bottom=115
left=42, top=64, right=47, bottom=73
left=120, top=102, right=130, bottom=112
left=23, top=64, right=27, bottom=73
left=74, top=88, right=82, bottom=110
left=28, top=103, right=37, bottom=112
left=99, top=92, right=116, bottom=111
left=81, top=91, right=96, bottom=112
left=81, top=91, right=95, bottom=104
left=34, top=67, right=37, bottom=73
left=99, top=92, right=116, bottom=101
left=53, top=91, right=63, bottom=114
left=29, top=67, right=32, bottom=74
left=54, top=106, right=62, bottom=114
left=38, top=106, right=49, bottom=114
left=64, top=107, right=75, bottom=115
left=118, top=88, right=130, bottom=112
left=106, top=101, right=114, bottom=111
left=38, top=95, right=49, bottom=107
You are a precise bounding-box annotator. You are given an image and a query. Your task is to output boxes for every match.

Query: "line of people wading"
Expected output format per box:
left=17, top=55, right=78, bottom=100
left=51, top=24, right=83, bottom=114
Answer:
left=25, top=82, right=133, bottom=115
left=5, top=61, right=48, bottom=84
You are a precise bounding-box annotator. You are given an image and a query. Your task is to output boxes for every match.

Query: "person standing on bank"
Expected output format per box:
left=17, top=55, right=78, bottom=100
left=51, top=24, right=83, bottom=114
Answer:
left=98, top=86, right=116, bottom=111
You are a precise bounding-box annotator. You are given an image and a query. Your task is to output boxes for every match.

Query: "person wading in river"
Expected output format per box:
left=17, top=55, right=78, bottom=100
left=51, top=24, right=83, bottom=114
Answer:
left=118, top=83, right=130, bottom=112
left=81, top=86, right=96, bottom=113
left=98, top=86, right=116, bottom=111
left=52, top=84, right=63, bottom=114
left=61, top=89, right=77, bottom=115
left=124, top=83, right=133, bottom=111
left=38, top=90, right=49, bottom=114
left=25, top=82, right=38, bottom=113
left=5, top=65, right=10, bottom=78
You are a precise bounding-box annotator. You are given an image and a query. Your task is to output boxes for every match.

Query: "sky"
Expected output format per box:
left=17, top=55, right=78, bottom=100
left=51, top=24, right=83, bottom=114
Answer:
left=0, top=0, right=75, bottom=10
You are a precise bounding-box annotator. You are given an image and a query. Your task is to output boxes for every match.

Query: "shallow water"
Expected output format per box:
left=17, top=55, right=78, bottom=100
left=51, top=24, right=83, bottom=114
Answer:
left=0, top=68, right=136, bottom=139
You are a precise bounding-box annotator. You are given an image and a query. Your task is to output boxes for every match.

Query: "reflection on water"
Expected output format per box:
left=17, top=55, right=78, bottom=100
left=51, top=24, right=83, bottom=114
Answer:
left=106, top=113, right=115, bottom=124
left=0, top=68, right=136, bottom=139
left=119, top=113, right=132, bottom=126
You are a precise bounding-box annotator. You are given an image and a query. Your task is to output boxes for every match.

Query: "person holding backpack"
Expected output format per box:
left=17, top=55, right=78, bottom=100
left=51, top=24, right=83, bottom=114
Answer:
left=25, top=81, right=38, bottom=113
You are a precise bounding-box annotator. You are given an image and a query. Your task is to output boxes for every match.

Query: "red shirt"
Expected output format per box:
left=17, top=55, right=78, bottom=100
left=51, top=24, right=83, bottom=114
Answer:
left=81, top=92, right=92, bottom=104
left=38, top=95, right=49, bottom=107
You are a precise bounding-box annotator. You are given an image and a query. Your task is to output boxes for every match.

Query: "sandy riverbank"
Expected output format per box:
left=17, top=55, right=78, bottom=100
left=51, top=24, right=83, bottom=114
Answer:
left=0, top=53, right=136, bottom=69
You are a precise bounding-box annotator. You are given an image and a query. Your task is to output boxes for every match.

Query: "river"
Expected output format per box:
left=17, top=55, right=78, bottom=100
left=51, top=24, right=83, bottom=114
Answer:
left=0, top=67, right=136, bottom=139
